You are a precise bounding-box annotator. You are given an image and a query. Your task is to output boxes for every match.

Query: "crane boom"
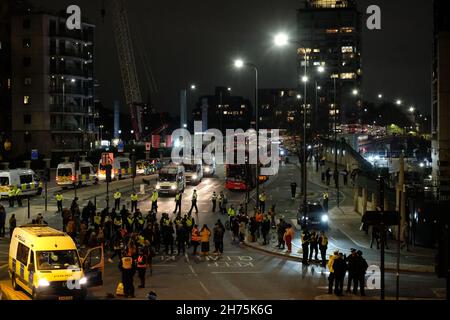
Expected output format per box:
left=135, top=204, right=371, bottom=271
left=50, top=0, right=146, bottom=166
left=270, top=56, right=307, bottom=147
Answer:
left=111, top=0, right=142, bottom=140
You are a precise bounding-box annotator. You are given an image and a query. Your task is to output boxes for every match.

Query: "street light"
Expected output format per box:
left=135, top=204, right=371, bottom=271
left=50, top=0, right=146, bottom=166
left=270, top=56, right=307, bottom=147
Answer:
left=227, top=87, right=232, bottom=92
left=352, top=89, right=359, bottom=96
left=396, top=99, right=402, bottom=106
left=274, top=32, right=289, bottom=47
left=378, top=93, right=383, bottom=99
left=190, top=84, right=197, bottom=90
left=234, top=58, right=260, bottom=209
left=409, top=106, right=415, bottom=113
left=317, top=66, right=325, bottom=73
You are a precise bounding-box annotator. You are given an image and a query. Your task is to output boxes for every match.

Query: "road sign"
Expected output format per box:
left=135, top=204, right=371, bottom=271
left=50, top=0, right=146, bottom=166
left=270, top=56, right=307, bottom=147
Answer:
left=101, top=152, right=114, bottom=166
left=118, top=141, right=124, bottom=153
left=145, top=142, right=151, bottom=151
left=31, top=149, right=38, bottom=160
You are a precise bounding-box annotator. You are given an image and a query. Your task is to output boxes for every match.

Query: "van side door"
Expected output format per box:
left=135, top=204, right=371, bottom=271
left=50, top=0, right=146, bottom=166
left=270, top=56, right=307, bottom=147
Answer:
left=81, top=246, right=104, bottom=287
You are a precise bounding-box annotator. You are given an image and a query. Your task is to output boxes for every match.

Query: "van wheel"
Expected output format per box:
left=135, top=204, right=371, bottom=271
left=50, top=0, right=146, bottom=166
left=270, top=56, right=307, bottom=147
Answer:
left=11, top=274, right=19, bottom=290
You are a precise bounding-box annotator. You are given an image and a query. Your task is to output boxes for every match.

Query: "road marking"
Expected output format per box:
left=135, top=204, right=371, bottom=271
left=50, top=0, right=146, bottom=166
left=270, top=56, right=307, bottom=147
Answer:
left=199, top=281, right=211, bottom=295
left=211, top=271, right=263, bottom=274
left=334, top=227, right=370, bottom=250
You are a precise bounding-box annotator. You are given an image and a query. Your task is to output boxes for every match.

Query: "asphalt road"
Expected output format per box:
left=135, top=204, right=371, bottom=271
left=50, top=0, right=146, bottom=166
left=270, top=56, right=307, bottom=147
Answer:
left=0, top=164, right=446, bottom=300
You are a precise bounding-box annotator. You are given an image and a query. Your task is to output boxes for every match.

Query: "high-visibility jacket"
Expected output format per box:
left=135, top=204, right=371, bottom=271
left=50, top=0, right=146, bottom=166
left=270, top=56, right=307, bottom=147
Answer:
left=151, top=192, right=158, bottom=202
left=218, top=195, right=224, bottom=203
left=175, top=217, right=182, bottom=227
left=255, top=213, right=263, bottom=223
left=114, top=192, right=122, bottom=200
left=15, top=188, right=22, bottom=196
left=55, top=194, right=63, bottom=202
left=200, top=229, right=211, bottom=243
left=323, top=192, right=329, bottom=200
left=127, top=217, right=134, bottom=226
left=211, top=193, right=217, bottom=200
left=175, top=194, right=181, bottom=201
left=227, top=207, right=236, bottom=217
left=162, top=218, right=170, bottom=226
left=301, top=233, right=310, bottom=244
left=136, top=255, right=147, bottom=268
left=137, top=217, right=145, bottom=226
left=319, top=235, right=328, bottom=247
left=327, top=254, right=337, bottom=273
left=114, top=217, right=122, bottom=227
left=8, top=189, right=15, bottom=198
left=191, top=228, right=200, bottom=242
left=259, top=193, right=266, bottom=202
left=186, top=217, right=194, bottom=227
left=192, top=193, right=197, bottom=201
left=94, top=215, right=102, bottom=225
left=121, top=256, right=133, bottom=270
left=131, top=194, right=138, bottom=201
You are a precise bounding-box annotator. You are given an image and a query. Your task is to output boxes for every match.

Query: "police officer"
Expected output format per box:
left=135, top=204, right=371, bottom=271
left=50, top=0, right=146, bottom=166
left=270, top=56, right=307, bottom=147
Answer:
left=113, top=214, right=123, bottom=232
left=93, top=212, right=102, bottom=232
left=119, top=250, right=136, bottom=298
left=188, top=190, right=198, bottom=215
left=151, top=190, right=159, bottom=212
left=259, top=191, right=266, bottom=213
left=135, top=210, right=145, bottom=232
left=346, top=248, right=357, bottom=293
left=8, top=186, right=15, bottom=208
left=290, top=181, right=297, bottom=199
left=114, top=189, right=122, bottom=211
left=309, top=230, right=319, bottom=262
left=55, top=192, right=63, bottom=213
left=130, top=192, right=138, bottom=213
left=318, top=231, right=329, bottom=268
left=227, top=204, right=236, bottom=226
left=136, top=246, right=148, bottom=288
left=301, top=229, right=311, bottom=266
left=185, top=214, right=195, bottom=244
left=173, top=191, right=182, bottom=214
left=126, top=213, right=135, bottom=233
left=218, top=191, right=225, bottom=214
left=211, top=191, right=217, bottom=212
left=15, top=187, right=23, bottom=207
left=323, top=190, right=329, bottom=213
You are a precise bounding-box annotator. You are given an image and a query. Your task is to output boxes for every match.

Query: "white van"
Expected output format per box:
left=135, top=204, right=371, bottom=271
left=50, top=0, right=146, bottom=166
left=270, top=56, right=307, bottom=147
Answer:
left=56, top=161, right=97, bottom=187
left=97, top=157, right=131, bottom=181
left=0, top=169, right=42, bottom=199
left=9, top=225, right=103, bottom=300
left=156, top=164, right=185, bottom=195
left=183, top=161, right=203, bottom=185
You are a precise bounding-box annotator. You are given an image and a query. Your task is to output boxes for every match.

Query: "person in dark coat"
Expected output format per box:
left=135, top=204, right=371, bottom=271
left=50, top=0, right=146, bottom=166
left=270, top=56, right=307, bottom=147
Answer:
left=276, top=219, right=286, bottom=249
left=332, top=253, right=348, bottom=296
left=353, top=250, right=368, bottom=296
left=309, top=230, right=319, bottom=261
left=176, top=222, right=188, bottom=256
left=261, top=215, right=271, bottom=245
left=118, top=250, right=136, bottom=298
left=213, top=220, right=225, bottom=254
left=346, top=249, right=357, bottom=293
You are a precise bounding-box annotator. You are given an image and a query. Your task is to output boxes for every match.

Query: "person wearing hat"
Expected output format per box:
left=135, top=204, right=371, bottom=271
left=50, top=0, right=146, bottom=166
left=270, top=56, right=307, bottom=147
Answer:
left=327, top=250, right=340, bottom=294
left=353, top=250, right=368, bottom=296
left=332, top=252, right=347, bottom=296
left=346, top=248, right=358, bottom=293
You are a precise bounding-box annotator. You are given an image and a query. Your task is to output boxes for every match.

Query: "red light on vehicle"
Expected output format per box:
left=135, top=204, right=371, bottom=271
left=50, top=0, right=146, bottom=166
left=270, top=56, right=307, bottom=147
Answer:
left=71, top=176, right=76, bottom=181
left=56, top=176, right=59, bottom=181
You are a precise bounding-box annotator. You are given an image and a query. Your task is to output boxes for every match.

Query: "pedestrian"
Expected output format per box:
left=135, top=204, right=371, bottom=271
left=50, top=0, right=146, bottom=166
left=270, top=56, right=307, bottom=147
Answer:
left=114, top=189, right=122, bottom=211
left=249, top=217, right=258, bottom=242
left=150, top=190, right=158, bottom=212
left=213, top=220, right=225, bottom=254
left=79, top=222, right=88, bottom=248
left=237, top=219, right=245, bottom=243
left=136, top=246, right=148, bottom=288
left=15, top=187, right=23, bottom=207
left=188, top=190, right=199, bottom=214
left=211, top=191, right=217, bottom=212
left=152, top=223, right=161, bottom=254
left=346, top=249, right=357, bottom=293
left=191, top=224, right=200, bottom=255
left=119, top=250, right=136, bottom=298
left=9, top=214, right=16, bottom=239
left=276, top=218, right=286, bottom=249
left=255, top=209, right=263, bottom=239
left=0, top=205, right=6, bottom=238
left=323, top=190, right=329, bottom=213
left=258, top=191, right=266, bottom=213
left=290, top=180, right=298, bottom=199
left=353, top=250, right=368, bottom=296
left=176, top=222, right=188, bottom=256
left=218, top=191, right=224, bottom=214
left=227, top=205, right=236, bottom=227
left=8, top=186, right=15, bottom=208
left=62, top=208, right=71, bottom=232
left=200, top=224, right=211, bottom=257
left=325, top=168, right=331, bottom=186
left=333, top=169, right=339, bottom=188
left=318, top=231, right=328, bottom=268
left=332, top=252, right=347, bottom=296
left=309, top=230, right=319, bottom=262
left=163, top=220, right=175, bottom=256
left=70, top=197, right=79, bottom=215
left=370, top=226, right=381, bottom=249
left=173, top=191, right=182, bottom=214
left=125, top=213, right=134, bottom=234
left=130, top=192, right=138, bottom=213
left=327, top=251, right=339, bottom=294
left=342, top=168, right=349, bottom=186
left=261, top=215, right=271, bottom=245
left=66, top=216, right=77, bottom=240
left=283, top=224, right=294, bottom=253
left=55, top=192, right=63, bottom=213
left=301, top=229, right=311, bottom=265
left=185, top=214, right=195, bottom=239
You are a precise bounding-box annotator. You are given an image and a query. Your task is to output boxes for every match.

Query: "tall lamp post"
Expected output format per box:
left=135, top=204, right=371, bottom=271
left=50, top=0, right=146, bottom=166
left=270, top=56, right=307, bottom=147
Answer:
left=234, top=59, right=259, bottom=209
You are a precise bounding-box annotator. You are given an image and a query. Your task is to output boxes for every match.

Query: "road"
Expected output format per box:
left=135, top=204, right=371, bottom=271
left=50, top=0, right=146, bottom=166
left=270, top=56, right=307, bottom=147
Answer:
left=0, top=163, right=446, bottom=300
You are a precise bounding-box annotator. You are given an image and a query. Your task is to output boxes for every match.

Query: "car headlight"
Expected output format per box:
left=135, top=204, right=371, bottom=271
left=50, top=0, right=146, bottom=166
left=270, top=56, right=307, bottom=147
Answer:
left=303, top=217, right=308, bottom=221
left=204, top=167, right=210, bottom=173
left=79, top=277, right=87, bottom=285
left=156, top=185, right=161, bottom=190
left=192, top=174, right=198, bottom=180
left=171, top=185, right=176, bottom=190
left=321, top=214, right=329, bottom=222
left=38, top=279, right=50, bottom=287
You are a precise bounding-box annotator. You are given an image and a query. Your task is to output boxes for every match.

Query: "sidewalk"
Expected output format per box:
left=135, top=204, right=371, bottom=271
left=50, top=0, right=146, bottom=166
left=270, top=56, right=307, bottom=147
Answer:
left=243, top=160, right=436, bottom=273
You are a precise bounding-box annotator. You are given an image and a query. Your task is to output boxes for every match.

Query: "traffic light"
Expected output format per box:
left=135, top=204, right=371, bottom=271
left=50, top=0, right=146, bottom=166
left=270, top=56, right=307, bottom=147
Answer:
left=105, top=164, right=112, bottom=183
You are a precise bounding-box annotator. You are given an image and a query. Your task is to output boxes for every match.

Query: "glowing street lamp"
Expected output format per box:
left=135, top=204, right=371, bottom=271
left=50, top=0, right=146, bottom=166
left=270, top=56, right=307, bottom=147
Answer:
left=378, top=93, right=383, bottom=99
left=234, top=59, right=244, bottom=69
left=409, top=106, right=415, bottom=113
left=317, top=65, right=325, bottom=73
left=352, top=89, right=359, bottom=96
left=274, top=32, right=289, bottom=47
left=396, top=99, right=402, bottom=106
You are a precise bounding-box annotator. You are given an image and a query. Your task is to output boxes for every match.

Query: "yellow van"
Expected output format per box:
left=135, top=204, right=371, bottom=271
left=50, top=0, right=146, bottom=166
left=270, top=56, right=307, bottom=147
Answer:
left=8, top=225, right=103, bottom=300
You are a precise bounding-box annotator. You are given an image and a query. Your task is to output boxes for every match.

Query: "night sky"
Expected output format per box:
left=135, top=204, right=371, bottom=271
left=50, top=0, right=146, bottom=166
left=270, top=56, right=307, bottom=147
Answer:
left=32, top=0, right=433, bottom=117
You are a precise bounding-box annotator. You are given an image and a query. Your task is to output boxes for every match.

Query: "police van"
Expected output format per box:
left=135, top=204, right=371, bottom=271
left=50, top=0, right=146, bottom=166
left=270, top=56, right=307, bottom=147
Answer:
left=156, top=164, right=185, bottom=195
left=97, top=156, right=131, bottom=181
left=56, top=161, right=98, bottom=188
left=183, top=160, right=203, bottom=185
left=8, top=225, right=104, bottom=300
left=0, top=169, right=42, bottom=199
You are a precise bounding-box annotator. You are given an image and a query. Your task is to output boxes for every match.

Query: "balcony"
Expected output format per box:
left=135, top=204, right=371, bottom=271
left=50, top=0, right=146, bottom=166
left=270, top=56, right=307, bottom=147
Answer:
left=49, top=67, right=92, bottom=79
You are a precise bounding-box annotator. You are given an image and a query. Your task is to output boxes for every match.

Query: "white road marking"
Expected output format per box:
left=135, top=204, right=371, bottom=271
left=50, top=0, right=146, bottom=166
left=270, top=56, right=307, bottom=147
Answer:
left=199, top=281, right=211, bottom=295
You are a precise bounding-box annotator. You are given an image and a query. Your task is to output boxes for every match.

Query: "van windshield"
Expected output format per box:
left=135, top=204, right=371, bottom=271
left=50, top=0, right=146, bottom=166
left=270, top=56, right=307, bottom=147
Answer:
left=80, top=167, right=91, bottom=175
left=0, top=177, right=9, bottom=186
left=37, top=250, right=80, bottom=270
left=19, top=174, right=34, bottom=184
left=57, top=168, right=72, bottom=177
left=159, top=173, right=176, bottom=182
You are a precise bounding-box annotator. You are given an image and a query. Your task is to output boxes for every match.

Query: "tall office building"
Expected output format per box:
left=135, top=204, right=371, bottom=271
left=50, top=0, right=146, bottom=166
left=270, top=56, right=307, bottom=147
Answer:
left=431, top=0, right=450, bottom=200
left=297, top=0, right=362, bottom=133
left=10, top=8, right=96, bottom=159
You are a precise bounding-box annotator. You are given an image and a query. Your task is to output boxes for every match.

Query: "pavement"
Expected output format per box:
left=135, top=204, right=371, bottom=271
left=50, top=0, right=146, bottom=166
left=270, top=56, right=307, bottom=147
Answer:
left=243, top=159, right=437, bottom=273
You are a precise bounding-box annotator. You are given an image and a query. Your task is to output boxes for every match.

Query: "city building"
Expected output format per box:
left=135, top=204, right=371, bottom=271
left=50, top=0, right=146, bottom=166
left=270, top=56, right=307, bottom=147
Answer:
left=431, top=0, right=450, bottom=200
left=192, top=86, right=253, bottom=132
left=297, top=0, right=362, bottom=133
left=9, top=7, right=96, bottom=159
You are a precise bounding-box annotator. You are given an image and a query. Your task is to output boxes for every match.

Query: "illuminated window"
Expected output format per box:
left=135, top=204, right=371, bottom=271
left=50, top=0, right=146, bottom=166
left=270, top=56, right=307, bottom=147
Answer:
left=340, top=73, right=356, bottom=79
left=7, top=78, right=11, bottom=89
left=340, top=27, right=354, bottom=33
left=341, top=46, right=353, bottom=53
left=24, top=96, right=31, bottom=105
left=313, top=49, right=320, bottom=53
left=280, top=91, right=285, bottom=97
left=287, top=116, right=295, bottom=122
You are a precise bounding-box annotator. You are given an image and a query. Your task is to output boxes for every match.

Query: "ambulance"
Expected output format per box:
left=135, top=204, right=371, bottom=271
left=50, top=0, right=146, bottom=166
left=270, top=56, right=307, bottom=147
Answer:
left=8, top=225, right=104, bottom=300
left=0, top=169, right=42, bottom=199
left=56, top=161, right=98, bottom=188
left=97, top=156, right=132, bottom=181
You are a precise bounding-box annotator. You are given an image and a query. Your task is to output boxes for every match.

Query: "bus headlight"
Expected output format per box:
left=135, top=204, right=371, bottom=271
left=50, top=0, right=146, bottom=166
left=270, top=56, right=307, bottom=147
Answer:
left=38, top=279, right=50, bottom=287
left=79, top=277, right=87, bottom=285
left=171, top=185, right=176, bottom=190
left=321, top=214, right=329, bottom=223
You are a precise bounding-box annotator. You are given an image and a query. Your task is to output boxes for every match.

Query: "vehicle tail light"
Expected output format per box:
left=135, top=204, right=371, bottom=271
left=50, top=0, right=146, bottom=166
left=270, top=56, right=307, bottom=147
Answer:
left=71, top=176, right=76, bottom=181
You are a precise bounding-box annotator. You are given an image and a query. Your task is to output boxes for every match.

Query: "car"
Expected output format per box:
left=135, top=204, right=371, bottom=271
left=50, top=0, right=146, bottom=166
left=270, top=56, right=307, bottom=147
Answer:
left=297, top=202, right=329, bottom=231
